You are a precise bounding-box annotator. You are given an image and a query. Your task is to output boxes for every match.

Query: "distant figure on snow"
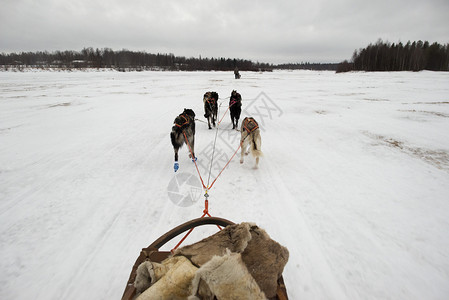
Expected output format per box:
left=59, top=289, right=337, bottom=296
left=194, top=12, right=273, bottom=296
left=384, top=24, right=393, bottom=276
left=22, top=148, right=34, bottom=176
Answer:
left=234, top=67, right=241, bottom=79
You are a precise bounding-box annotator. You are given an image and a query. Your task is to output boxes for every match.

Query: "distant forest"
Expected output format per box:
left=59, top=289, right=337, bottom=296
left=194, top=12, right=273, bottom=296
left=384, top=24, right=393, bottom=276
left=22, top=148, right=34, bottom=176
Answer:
left=0, top=48, right=338, bottom=71
left=275, top=62, right=337, bottom=71
left=4, top=41, right=446, bottom=73
left=0, top=48, right=269, bottom=71
left=337, top=40, right=449, bottom=72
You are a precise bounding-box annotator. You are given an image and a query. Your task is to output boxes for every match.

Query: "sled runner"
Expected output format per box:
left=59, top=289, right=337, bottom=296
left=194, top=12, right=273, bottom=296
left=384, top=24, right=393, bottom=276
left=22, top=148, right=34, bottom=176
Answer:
left=121, top=217, right=288, bottom=300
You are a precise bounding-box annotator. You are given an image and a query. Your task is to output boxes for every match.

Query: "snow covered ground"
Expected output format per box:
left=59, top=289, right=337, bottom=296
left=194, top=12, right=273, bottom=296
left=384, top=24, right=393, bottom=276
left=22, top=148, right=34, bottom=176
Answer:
left=1, top=69, right=448, bottom=300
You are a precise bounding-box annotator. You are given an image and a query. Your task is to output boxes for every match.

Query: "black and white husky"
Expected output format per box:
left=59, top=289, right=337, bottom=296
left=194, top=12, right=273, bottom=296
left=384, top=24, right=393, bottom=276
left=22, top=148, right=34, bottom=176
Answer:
left=240, top=117, right=263, bottom=168
left=229, top=90, right=242, bottom=130
left=170, top=108, right=196, bottom=172
left=203, top=91, right=218, bottom=129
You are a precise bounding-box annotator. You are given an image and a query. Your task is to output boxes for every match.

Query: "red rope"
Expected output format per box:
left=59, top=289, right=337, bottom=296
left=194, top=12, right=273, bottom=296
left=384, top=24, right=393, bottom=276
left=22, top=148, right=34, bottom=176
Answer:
left=171, top=199, right=222, bottom=252
left=207, top=141, right=242, bottom=190
left=171, top=227, right=194, bottom=252
left=182, top=127, right=246, bottom=191
left=217, top=104, right=231, bottom=125
left=183, top=131, right=207, bottom=189
left=171, top=127, right=245, bottom=251
left=217, top=98, right=239, bottom=126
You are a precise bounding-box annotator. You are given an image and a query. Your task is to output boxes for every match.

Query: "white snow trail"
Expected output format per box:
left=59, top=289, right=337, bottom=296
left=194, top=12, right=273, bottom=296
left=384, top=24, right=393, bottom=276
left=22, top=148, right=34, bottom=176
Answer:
left=1, top=70, right=449, bottom=300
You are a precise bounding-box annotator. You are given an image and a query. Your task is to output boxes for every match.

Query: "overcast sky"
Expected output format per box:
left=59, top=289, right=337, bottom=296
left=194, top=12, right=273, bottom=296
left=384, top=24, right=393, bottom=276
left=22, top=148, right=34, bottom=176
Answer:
left=1, top=0, right=448, bottom=64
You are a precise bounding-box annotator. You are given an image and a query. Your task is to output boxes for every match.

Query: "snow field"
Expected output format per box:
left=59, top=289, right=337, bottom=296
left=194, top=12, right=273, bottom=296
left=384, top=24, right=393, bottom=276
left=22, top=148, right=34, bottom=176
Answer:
left=1, top=70, right=449, bottom=299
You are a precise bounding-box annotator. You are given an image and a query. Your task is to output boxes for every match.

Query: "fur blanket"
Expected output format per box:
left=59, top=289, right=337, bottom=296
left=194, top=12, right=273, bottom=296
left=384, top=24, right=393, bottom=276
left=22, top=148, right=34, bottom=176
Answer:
left=135, top=256, right=197, bottom=300
left=134, top=223, right=289, bottom=299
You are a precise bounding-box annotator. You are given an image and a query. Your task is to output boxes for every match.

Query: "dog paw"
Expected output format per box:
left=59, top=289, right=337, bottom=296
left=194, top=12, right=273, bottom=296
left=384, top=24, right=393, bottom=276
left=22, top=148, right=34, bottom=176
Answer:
left=174, top=162, right=179, bottom=172
left=240, top=159, right=243, bottom=164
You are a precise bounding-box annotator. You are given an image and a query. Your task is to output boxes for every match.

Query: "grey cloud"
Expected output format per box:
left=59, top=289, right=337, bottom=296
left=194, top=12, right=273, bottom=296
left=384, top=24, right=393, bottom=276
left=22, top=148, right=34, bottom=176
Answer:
left=1, top=0, right=448, bottom=63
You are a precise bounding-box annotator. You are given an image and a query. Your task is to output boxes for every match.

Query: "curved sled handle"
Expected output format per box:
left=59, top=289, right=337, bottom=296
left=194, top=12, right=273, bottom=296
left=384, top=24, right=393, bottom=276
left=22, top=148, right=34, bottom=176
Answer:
left=121, top=217, right=235, bottom=300
left=148, top=217, right=235, bottom=250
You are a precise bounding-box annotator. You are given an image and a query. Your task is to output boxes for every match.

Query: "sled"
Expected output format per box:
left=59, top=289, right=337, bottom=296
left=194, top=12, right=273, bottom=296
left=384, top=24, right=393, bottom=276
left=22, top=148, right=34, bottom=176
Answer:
left=121, top=217, right=288, bottom=300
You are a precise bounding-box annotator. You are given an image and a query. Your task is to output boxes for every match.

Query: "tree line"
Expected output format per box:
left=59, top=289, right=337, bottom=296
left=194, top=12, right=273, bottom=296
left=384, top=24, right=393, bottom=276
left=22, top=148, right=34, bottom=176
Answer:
left=274, top=62, right=338, bottom=71
left=337, top=40, right=449, bottom=73
left=0, top=47, right=342, bottom=71
left=0, top=48, right=274, bottom=71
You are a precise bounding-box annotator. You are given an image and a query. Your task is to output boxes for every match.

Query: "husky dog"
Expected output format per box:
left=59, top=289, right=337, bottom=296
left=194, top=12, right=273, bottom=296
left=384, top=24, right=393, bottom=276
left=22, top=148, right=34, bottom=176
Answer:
left=170, top=108, right=196, bottom=172
left=240, top=117, right=263, bottom=168
left=203, top=91, right=218, bottom=129
left=229, top=90, right=242, bottom=130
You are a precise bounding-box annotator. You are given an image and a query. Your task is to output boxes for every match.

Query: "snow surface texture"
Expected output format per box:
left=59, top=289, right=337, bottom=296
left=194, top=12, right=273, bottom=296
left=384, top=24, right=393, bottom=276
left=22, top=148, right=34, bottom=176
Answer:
left=1, top=70, right=449, bottom=300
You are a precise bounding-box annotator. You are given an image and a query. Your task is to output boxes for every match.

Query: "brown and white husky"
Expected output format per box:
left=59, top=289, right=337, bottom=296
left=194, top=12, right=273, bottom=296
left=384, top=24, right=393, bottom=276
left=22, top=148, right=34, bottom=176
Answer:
left=240, top=117, right=263, bottom=168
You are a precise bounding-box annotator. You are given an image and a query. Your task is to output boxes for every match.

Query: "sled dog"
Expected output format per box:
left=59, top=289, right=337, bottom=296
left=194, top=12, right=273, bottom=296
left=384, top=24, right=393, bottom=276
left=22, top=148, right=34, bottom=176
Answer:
left=203, top=91, right=218, bottom=129
left=229, top=90, right=242, bottom=130
left=170, top=108, right=196, bottom=172
left=240, top=117, right=263, bottom=168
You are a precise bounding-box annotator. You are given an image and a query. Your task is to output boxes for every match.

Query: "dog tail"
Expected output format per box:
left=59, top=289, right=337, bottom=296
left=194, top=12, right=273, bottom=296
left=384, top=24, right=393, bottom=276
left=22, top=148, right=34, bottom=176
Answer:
left=251, top=131, right=263, bottom=158
left=251, top=148, right=263, bottom=158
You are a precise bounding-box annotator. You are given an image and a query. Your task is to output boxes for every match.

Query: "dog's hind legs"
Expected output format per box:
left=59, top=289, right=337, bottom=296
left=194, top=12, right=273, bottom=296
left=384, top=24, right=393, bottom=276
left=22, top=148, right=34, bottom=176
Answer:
left=254, top=157, right=259, bottom=168
left=212, top=112, right=217, bottom=127
left=240, top=139, right=247, bottom=164
left=174, top=148, right=179, bottom=172
left=174, top=148, right=179, bottom=162
left=188, top=139, right=196, bottom=161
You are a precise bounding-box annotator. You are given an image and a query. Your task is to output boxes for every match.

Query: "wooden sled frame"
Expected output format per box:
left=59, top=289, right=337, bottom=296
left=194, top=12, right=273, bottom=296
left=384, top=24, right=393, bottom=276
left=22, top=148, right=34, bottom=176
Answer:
left=121, top=217, right=288, bottom=300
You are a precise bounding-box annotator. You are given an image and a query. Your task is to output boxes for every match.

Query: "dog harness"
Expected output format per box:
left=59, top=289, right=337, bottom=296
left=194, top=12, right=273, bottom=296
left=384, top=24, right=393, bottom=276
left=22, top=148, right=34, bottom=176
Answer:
left=206, top=97, right=216, bottom=105
left=230, top=97, right=241, bottom=107
left=175, top=114, right=189, bottom=127
left=243, top=118, right=259, bottom=133
left=230, top=91, right=241, bottom=106
left=205, top=92, right=218, bottom=103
